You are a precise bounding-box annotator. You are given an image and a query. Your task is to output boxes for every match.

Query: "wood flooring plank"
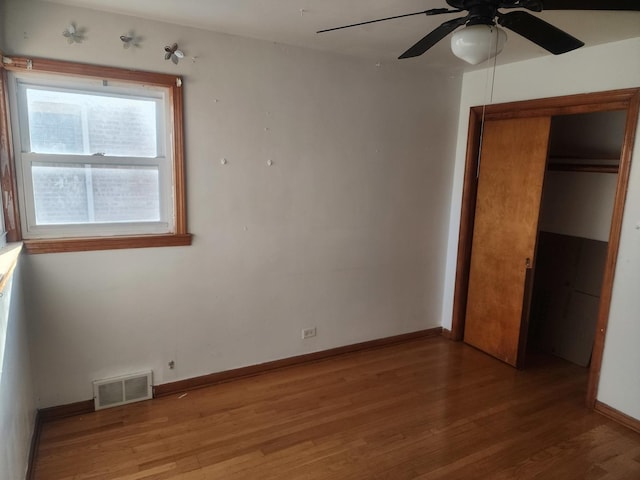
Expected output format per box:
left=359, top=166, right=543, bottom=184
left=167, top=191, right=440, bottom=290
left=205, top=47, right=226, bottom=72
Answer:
left=33, top=338, right=640, bottom=479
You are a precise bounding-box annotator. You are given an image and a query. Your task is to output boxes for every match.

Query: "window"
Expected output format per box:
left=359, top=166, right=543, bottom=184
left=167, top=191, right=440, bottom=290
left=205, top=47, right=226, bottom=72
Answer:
left=14, top=77, right=169, bottom=236
left=0, top=57, right=190, bottom=253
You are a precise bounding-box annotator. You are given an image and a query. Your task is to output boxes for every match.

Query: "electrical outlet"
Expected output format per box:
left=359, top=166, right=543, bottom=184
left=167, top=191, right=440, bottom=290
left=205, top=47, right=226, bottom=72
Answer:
left=302, top=327, right=317, bottom=339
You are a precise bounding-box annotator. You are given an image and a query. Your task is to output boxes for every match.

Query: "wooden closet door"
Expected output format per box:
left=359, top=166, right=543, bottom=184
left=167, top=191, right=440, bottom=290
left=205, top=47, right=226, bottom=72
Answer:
left=464, top=116, right=551, bottom=367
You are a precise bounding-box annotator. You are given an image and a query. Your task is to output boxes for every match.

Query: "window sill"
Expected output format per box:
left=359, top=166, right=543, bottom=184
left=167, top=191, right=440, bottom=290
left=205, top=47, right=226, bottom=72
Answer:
left=0, top=243, right=22, bottom=292
left=23, top=233, right=192, bottom=254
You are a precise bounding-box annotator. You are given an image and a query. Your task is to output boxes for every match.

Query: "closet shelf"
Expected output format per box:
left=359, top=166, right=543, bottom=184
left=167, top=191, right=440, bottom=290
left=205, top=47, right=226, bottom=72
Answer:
left=547, top=156, right=619, bottom=174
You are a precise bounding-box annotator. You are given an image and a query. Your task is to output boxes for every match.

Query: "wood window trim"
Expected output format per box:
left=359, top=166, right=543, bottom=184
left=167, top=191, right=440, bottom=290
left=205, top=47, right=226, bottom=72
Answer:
left=450, top=87, right=640, bottom=410
left=0, top=242, right=22, bottom=292
left=0, top=64, right=21, bottom=242
left=23, top=233, right=192, bottom=254
left=0, top=54, right=191, bottom=254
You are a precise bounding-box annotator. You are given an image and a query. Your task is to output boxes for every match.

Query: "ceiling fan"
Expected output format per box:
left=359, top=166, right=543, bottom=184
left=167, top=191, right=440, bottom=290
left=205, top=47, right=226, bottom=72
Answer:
left=317, top=1, right=640, bottom=65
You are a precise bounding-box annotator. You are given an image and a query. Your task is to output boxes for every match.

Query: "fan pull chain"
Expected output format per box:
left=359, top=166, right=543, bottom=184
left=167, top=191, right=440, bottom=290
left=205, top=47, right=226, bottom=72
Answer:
left=476, top=27, right=501, bottom=179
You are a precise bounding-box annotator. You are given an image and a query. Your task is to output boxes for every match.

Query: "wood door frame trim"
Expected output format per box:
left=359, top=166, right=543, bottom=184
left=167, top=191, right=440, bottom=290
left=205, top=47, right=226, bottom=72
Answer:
left=450, top=88, right=640, bottom=409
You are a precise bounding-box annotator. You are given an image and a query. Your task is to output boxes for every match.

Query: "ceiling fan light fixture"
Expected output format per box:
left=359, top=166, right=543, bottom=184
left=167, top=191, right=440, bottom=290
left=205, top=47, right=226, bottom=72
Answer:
left=451, top=24, right=507, bottom=65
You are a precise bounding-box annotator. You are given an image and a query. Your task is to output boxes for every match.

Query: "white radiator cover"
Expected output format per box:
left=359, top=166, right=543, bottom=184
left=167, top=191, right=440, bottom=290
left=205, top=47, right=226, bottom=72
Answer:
left=92, top=371, right=153, bottom=410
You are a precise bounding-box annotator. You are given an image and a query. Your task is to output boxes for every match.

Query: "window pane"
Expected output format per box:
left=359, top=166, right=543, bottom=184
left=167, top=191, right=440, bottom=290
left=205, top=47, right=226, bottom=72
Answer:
left=33, top=164, right=88, bottom=224
left=91, top=166, right=160, bottom=223
left=25, top=88, right=158, bottom=157
left=32, top=163, right=161, bottom=225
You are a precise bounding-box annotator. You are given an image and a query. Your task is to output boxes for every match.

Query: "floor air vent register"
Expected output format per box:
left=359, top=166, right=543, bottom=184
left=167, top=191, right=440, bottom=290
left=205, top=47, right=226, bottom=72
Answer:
left=92, top=371, right=153, bottom=410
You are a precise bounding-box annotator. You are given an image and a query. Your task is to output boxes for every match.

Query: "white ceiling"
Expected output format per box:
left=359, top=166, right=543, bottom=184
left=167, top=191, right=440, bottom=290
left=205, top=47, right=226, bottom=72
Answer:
left=42, top=0, right=640, bottom=71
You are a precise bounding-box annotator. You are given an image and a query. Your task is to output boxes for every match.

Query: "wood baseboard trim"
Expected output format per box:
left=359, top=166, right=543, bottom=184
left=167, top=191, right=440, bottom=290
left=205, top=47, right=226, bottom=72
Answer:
left=28, top=400, right=94, bottom=475
left=38, top=399, right=95, bottom=423
left=32, top=329, right=443, bottom=421
left=595, top=401, right=640, bottom=434
left=26, top=411, right=42, bottom=480
left=154, top=327, right=443, bottom=398
left=442, top=328, right=453, bottom=340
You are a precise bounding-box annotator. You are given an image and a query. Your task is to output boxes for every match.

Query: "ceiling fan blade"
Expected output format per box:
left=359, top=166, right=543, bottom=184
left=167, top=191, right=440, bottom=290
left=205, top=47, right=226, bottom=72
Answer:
left=541, top=0, right=640, bottom=11
left=497, top=11, right=584, bottom=54
left=399, top=16, right=468, bottom=59
left=317, top=8, right=462, bottom=34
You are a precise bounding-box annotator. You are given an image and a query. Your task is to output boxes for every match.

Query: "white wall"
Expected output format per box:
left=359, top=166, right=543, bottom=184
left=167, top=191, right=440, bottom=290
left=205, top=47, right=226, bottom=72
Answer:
left=0, top=262, right=36, bottom=480
left=5, top=0, right=462, bottom=407
left=538, top=171, right=617, bottom=242
left=442, top=38, right=640, bottom=420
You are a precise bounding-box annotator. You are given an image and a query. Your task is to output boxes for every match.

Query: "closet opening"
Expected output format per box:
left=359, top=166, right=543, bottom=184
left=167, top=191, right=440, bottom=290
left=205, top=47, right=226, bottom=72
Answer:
left=451, top=88, right=640, bottom=408
left=527, top=111, right=627, bottom=370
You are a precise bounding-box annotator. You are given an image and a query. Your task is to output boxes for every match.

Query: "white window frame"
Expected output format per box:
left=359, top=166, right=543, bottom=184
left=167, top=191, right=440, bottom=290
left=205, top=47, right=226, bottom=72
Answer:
left=8, top=71, right=174, bottom=239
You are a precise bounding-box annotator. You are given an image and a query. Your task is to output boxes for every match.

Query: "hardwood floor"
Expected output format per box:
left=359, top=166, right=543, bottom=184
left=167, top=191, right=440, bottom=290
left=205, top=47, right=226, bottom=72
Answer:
left=33, top=337, right=640, bottom=479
